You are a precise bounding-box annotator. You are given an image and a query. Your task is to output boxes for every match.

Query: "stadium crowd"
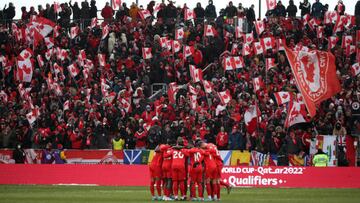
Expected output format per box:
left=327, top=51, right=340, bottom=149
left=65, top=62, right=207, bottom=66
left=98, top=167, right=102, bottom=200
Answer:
left=0, top=0, right=359, bottom=161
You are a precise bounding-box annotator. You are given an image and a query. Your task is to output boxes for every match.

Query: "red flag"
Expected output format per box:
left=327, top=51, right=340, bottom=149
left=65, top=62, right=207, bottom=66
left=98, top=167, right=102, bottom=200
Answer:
left=265, top=58, right=276, bottom=71
left=218, top=90, right=232, bottom=105
left=168, top=82, right=180, bottom=103
left=243, top=32, right=254, bottom=44
left=346, top=45, right=356, bottom=56
left=242, top=43, right=251, bottom=56
left=63, top=100, right=70, bottom=111
left=276, top=38, right=286, bottom=51
left=159, top=37, right=168, bottom=48
left=102, top=25, right=110, bottom=39
left=204, top=24, right=216, bottom=37
left=244, top=105, right=259, bottom=134
left=175, top=28, right=184, bottom=40
left=284, top=101, right=308, bottom=128
left=253, top=77, right=264, bottom=93
left=316, top=26, right=324, bottom=38
left=223, top=56, right=244, bottom=70
left=111, top=0, right=122, bottom=10
left=235, top=26, right=242, bottom=39
left=90, top=17, right=98, bottom=28
left=202, top=80, right=213, bottom=93
left=188, top=84, right=198, bottom=95
left=119, top=97, right=131, bottom=112
left=351, top=63, right=360, bottom=76
left=342, top=35, right=353, bottom=48
left=67, top=63, right=80, bottom=77
left=37, top=55, right=44, bottom=68
left=255, top=20, right=265, bottom=35
left=142, top=47, right=152, bottom=59
left=139, top=10, right=152, bottom=20
left=189, top=95, right=198, bottom=110
left=274, top=92, right=293, bottom=106
left=17, top=58, right=33, bottom=82
left=172, top=40, right=181, bottom=53
left=59, top=49, right=68, bottom=61
left=183, top=45, right=195, bottom=58
left=253, top=42, right=264, bottom=55
left=44, top=37, right=54, bottom=49
left=184, top=9, right=195, bottom=21
left=266, top=0, right=276, bottom=10
left=98, top=54, right=106, bottom=67
left=70, top=26, right=79, bottom=39
left=284, top=46, right=341, bottom=117
left=261, top=37, right=275, bottom=50
left=82, top=67, right=89, bottom=80
left=26, top=107, right=40, bottom=125
left=189, top=65, right=203, bottom=83
left=328, top=36, right=339, bottom=50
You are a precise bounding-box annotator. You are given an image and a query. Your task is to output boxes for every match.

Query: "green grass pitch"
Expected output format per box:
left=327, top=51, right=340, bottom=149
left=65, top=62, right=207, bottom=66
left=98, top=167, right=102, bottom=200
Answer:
left=0, top=185, right=359, bottom=203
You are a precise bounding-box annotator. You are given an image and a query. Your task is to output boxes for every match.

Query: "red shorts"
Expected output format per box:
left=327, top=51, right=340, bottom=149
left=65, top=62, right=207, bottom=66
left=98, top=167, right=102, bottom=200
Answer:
left=215, top=165, right=223, bottom=179
left=205, top=167, right=217, bottom=179
left=149, top=165, right=162, bottom=179
left=162, top=167, right=172, bottom=178
left=172, top=168, right=186, bottom=181
left=190, top=168, right=203, bottom=182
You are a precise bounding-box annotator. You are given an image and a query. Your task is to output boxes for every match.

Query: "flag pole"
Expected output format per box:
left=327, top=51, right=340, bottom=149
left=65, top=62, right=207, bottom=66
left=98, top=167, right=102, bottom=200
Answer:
left=259, top=0, right=261, bottom=19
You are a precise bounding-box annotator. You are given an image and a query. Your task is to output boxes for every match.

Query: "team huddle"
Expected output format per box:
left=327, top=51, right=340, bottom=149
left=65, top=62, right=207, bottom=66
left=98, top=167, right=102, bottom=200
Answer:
left=149, top=137, right=231, bottom=201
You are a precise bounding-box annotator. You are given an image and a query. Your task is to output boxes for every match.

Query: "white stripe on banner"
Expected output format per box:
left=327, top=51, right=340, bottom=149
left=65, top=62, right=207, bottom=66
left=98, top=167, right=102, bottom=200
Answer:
left=219, top=151, right=231, bottom=166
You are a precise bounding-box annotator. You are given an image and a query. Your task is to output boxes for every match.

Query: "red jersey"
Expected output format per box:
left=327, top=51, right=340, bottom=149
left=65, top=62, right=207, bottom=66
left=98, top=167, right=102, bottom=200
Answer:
left=160, top=144, right=172, bottom=169
left=189, top=148, right=205, bottom=171
left=169, top=148, right=189, bottom=170
left=150, top=151, right=163, bottom=168
left=206, top=143, right=223, bottom=167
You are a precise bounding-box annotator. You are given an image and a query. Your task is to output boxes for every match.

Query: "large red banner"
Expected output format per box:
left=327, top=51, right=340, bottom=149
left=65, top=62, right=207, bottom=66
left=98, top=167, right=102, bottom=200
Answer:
left=0, top=165, right=360, bottom=188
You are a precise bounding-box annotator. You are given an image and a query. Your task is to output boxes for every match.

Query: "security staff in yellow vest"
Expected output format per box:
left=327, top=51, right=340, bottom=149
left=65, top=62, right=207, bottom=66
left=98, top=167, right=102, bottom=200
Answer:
left=112, top=134, right=125, bottom=150
left=313, top=149, right=329, bottom=167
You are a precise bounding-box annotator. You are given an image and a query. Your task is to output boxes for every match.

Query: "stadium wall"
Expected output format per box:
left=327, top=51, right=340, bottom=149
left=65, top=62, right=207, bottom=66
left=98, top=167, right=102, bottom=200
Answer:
left=1, top=165, right=360, bottom=188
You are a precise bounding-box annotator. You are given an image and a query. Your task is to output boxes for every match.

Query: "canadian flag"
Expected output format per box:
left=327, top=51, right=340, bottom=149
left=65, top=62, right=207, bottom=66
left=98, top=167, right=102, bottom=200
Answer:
left=53, top=63, right=63, bottom=75
left=218, top=90, right=232, bottom=105
left=67, top=63, right=80, bottom=77
left=168, top=82, right=180, bottom=103
left=204, top=25, right=216, bottom=37
left=83, top=67, right=90, bottom=80
left=84, top=59, right=94, bottom=70
left=70, top=26, right=79, bottom=39
left=172, top=40, right=181, bottom=53
left=274, top=92, right=293, bottom=106
left=111, top=0, right=122, bottom=10
left=175, top=28, right=184, bottom=40
left=316, top=26, right=324, bottom=38
left=333, top=15, right=346, bottom=33
left=189, top=65, right=203, bottom=83
left=235, top=26, right=242, bottom=39
left=45, top=48, right=54, bottom=60
left=223, top=56, right=244, bottom=70
left=284, top=46, right=341, bottom=117
left=284, top=101, right=308, bottom=128
left=53, top=25, right=60, bottom=38
left=29, top=16, right=55, bottom=38
left=242, top=43, right=251, bottom=56
left=276, top=38, right=286, bottom=51
left=90, top=17, right=98, bottom=28
left=160, top=37, right=168, bottom=48
left=37, top=55, right=44, bottom=68
left=184, top=9, right=195, bottom=21
left=351, top=63, right=360, bottom=76
left=63, top=100, right=70, bottom=111
left=139, top=10, right=152, bottom=20
left=26, top=107, right=40, bottom=125
left=19, top=48, right=33, bottom=60
left=261, top=37, right=275, bottom=50
left=78, top=50, right=87, bottom=64
left=265, top=58, right=276, bottom=71
left=188, top=84, right=198, bottom=95
left=59, top=49, right=68, bottom=60
left=98, top=54, right=106, bottom=67
left=142, top=47, right=152, bottom=59
left=17, top=58, right=33, bottom=82
left=102, top=25, right=110, bottom=39
left=328, top=36, right=338, bottom=50
left=189, top=95, right=198, bottom=110
left=243, top=32, right=254, bottom=44
left=308, top=18, right=320, bottom=30
left=255, top=20, right=265, bottom=35
left=253, top=77, right=264, bottom=92
left=341, top=35, right=353, bottom=48
left=244, top=105, right=259, bottom=134
left=183, top=45, right=195, bottom=58
left=253, top=42, right=264, bottom=55
left=119, top=97, right=131, bottom=112
left=266, top=0, right=276, bottom=10
left=44, top=37, right=54, bottom=49
left=324, top=11, right=338, bottom=24
left=346, top=45, right=356, bottom=56
left=202, top=80, right=213, bottom=93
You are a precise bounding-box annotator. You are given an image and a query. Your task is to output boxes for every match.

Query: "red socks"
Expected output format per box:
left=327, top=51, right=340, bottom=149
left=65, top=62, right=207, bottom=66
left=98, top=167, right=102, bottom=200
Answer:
left=198, top=183, right=203, bottom=198
left=216, top=183, right=220, bottom=199
left=220, top=180, right=230, bottom=188
left=179, top=181, right=185, bottom=196
left=150, top=180, right=155, bottom=196
left=206, top=183, right=212, bottom=197
left=156, top=180, right=162, bottom=197
left=173, top=181, right=179, bottom=197
left=190, top=183, right=196, bottom=198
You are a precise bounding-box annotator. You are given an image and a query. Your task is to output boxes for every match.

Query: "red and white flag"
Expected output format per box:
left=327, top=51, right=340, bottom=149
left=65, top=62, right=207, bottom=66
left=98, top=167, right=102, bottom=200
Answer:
left=37, top=55, right=44, bottom=68
left=202, top=80, right=213, bottom=93
left=70, top=26, right=79, bottom=39
left=82, top=67, right=90, bottom=80
left=342, top=35, right=353, bottom=48
left=28, top=16, right=55, bottom=38
left=26, top=107, right=40, bottom=125
left=172, top=40, right=181, bottom=53
left=253, top=42, right=264, bottom=55
left=102, top=25, right=110, bottom=39
left=242, top=43, right=251, bottom=56
left=277, top=38, right=286, bottom=51
left=98, top=54, right=106, bottom=66
left=316, top=26, right=324, bottom=38
left=59, top=49, right=68, bottom=60
left=265, top=58, right=276, bottom=71
left=255, top=20, right=265, bottom=35
left=253, top=77, right=264, bottom=92
left=351, top=63, right=360, bottom=76
left=284, top=46, right=341, bottom=117
left=53, top=63, right=63, bottom=75
left=84, top=59, right=94, bottom=70
left=223, top=56, right=244, bottom=70
left=45, top=48, right=54, bottom=60
left=78, top=50, right=87, bottom=64
left=189, top=65, right=203, bottom=83
left=63, top=100, right=70, bottom=111
left=142, top=47, right=152, bottom=59
left=324, top=11, right=338, bottom=24
left=188, top=84, right=198, bottom=95
left=139, top=10, right=152, bottom=20
left=261, top=37, right=275, bottom=50
left=346, top=45, right=356, bottom=56
left=243, top=32, right=254, bottom=44
left=168, top=82, right=180, bottom=103
left=160, top=37, right=168, bottom=48
left=189, top=95, right=198, bottom=110
left=244, top=105, right=259, bottom=134
left=67, top=63, right=80, bottom=77
left=53, top=25, right=60, bottom=38
left=184, top=9, right=195, bottom=21
left=111, top=0, right=122, bottom=10
left=204, top=25, right=216, bottom=37
left=90, top=17, right=98, bottom=28
left=328, top=36, right=338, bottom=50
left=218, top=90, right=232, bottom=105
left=44, top=37, right=54, bottom=49
left=308, top=18, right=320, bottom=30
left=274, top=92, right=293, bottom=106
left=119, top=97, right=131, bottom=112
left=175, top=28, right=184, bottom=40
left=333, top=15, right=346, bottom=33
left=17, top=58, right=33, bottom=82
left=19, top=48, right=33, bottom=60
left=183, top=45, right=195, bottom=58
left=284, top=101, right=308, bottom=128
left=235, top=26, right=242, bottom=39
left=266, top=0, right=276, bottom=10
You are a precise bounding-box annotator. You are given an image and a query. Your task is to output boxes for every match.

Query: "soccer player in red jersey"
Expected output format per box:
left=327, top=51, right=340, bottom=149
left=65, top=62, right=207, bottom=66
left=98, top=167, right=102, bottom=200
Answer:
left=165, top=137, right=189, bottom=201
left=160, top=143, right=173, bottom=201
left=200, top=141, right=219, bottom=201
left=149, top=145, right=163, bottom=201
left=188, top=145, right=205, bottom=201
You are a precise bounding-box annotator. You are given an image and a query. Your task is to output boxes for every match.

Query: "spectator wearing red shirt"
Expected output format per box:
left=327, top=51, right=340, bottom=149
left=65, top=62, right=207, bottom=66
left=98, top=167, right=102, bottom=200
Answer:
left=216, top=127, right=228, bottom=150
left=134, top=127, right=147, bottom=149
left=101, top=2, right=114, bottom=22
left=141, top=105, right=155, bottom=123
